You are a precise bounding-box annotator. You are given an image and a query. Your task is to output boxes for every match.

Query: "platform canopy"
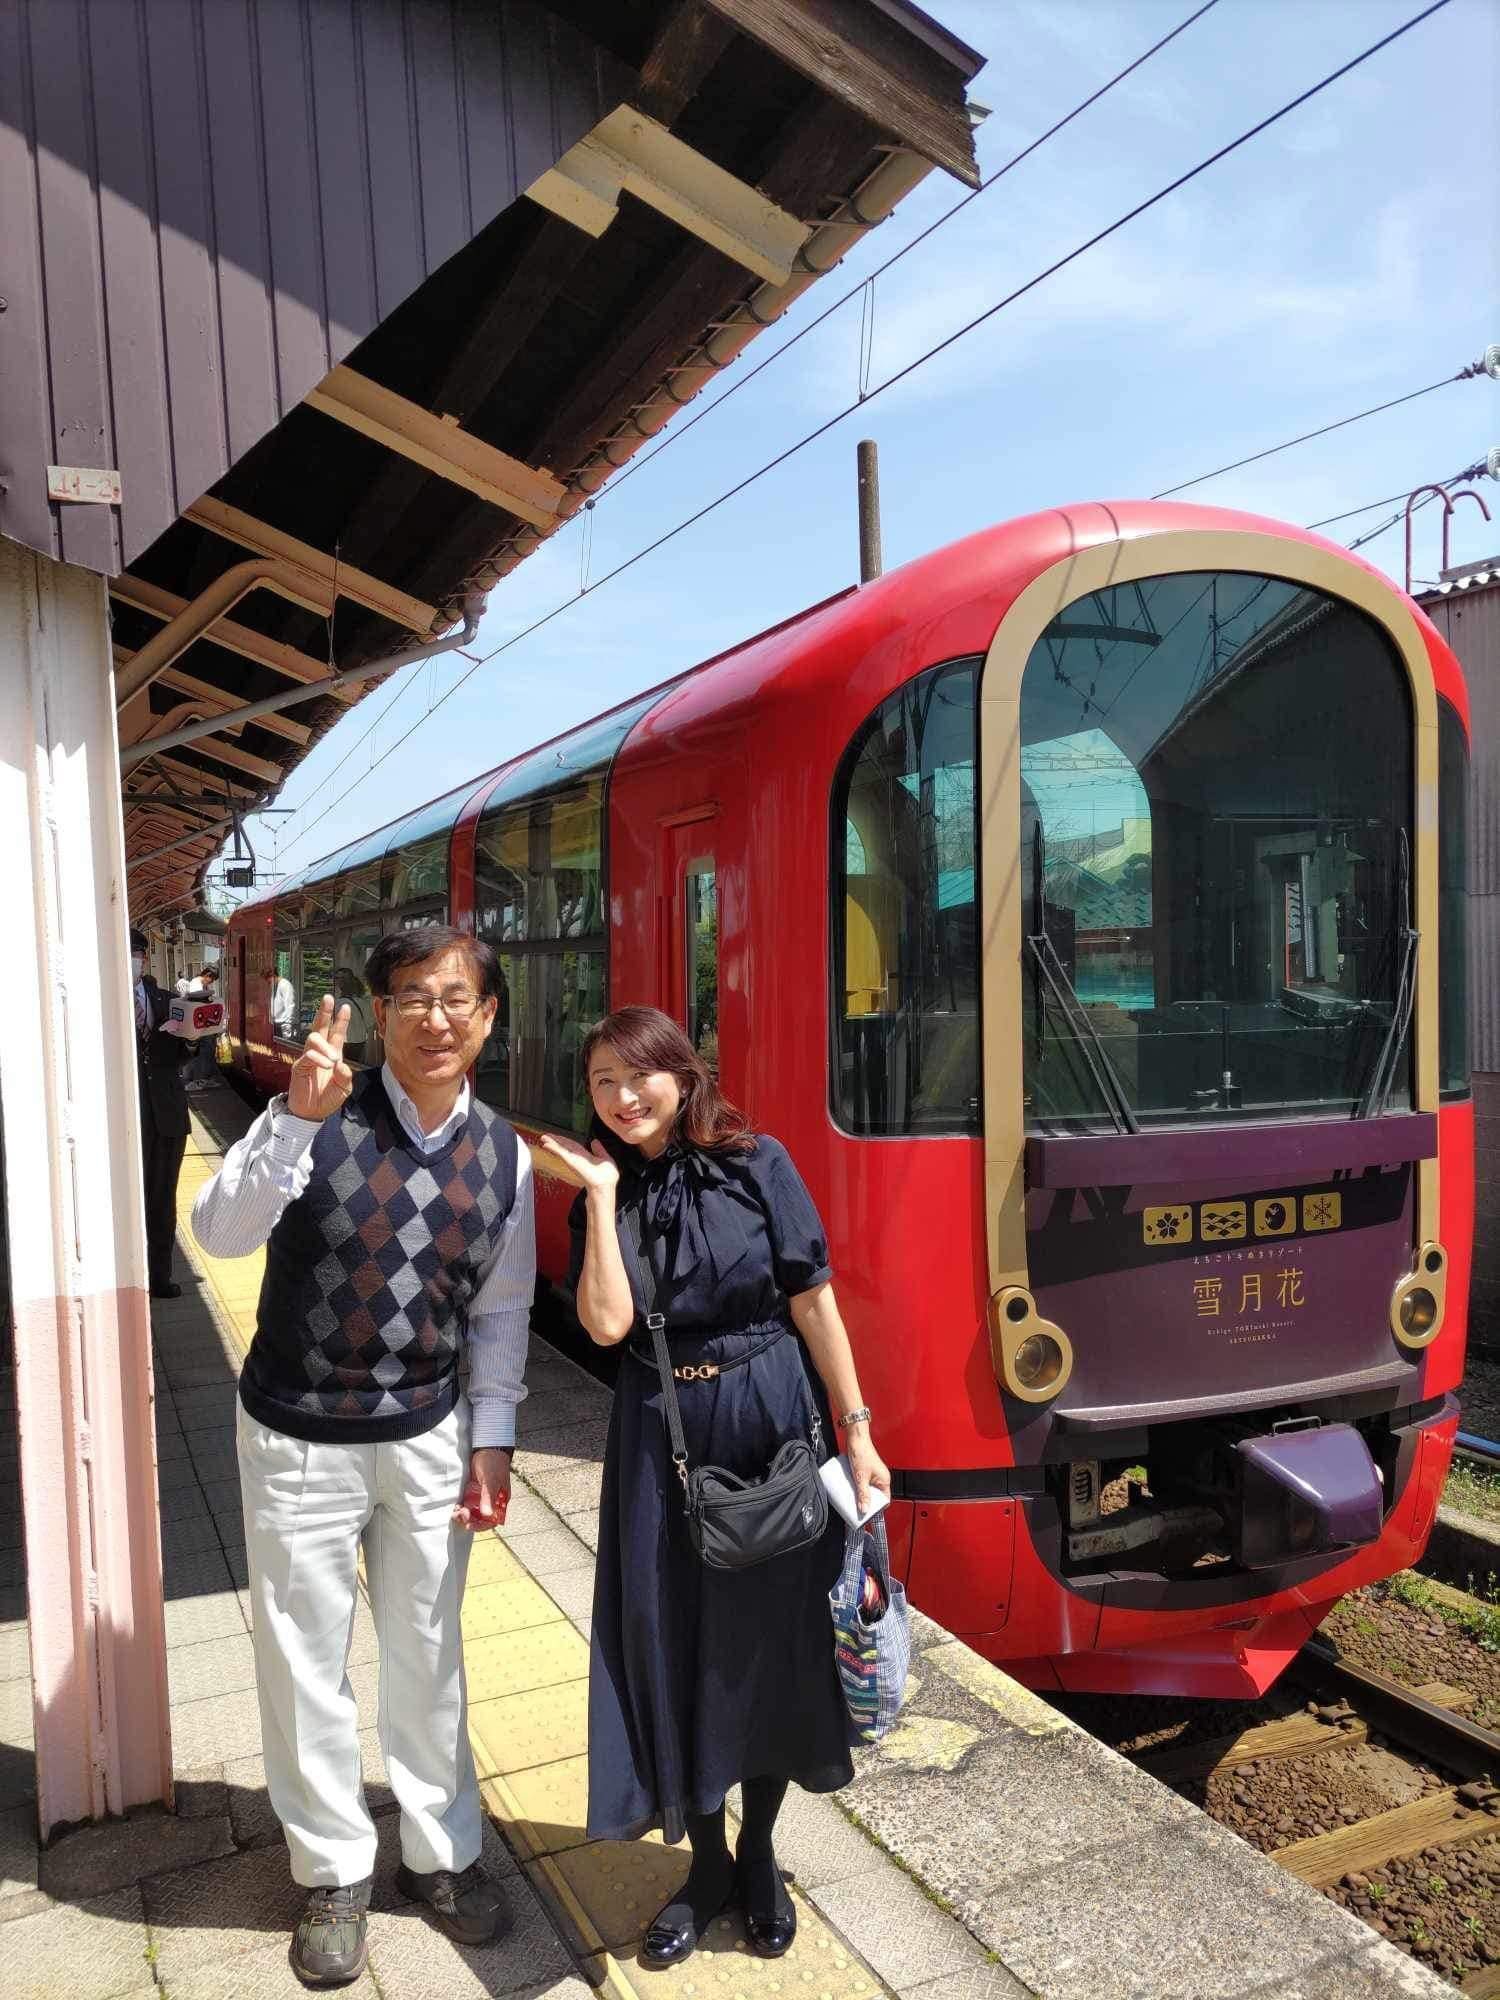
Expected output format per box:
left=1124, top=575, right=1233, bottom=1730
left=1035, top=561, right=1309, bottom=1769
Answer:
left=0, top=0, right=982, bottom=925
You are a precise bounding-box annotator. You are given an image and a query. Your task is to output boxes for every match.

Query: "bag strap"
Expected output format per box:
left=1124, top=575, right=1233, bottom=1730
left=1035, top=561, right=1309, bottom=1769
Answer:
left=619, top=1204, right=692, bottom=1490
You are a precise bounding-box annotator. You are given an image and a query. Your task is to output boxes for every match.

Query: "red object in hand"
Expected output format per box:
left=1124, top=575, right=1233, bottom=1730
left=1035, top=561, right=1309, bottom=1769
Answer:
left=463, top=1480, right=507, bottom=1528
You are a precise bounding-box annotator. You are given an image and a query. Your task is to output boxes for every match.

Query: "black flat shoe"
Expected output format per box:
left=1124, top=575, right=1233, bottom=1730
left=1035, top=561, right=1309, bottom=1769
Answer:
left=737, top=1856, right=795, bottom=1958
left=639, top=1875, right=736, bottom=1969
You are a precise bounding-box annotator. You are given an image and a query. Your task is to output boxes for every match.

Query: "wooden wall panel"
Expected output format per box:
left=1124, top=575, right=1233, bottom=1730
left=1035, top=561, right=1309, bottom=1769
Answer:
left=0, top=0, right=616, bottom=572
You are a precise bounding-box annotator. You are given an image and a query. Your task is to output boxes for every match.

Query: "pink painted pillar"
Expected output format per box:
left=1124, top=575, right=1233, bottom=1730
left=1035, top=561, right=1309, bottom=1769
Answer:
left=0, top=538, right=173, bottom=1830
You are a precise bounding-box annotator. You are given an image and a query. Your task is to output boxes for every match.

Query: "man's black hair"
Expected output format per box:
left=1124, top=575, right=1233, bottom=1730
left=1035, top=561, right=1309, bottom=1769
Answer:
left=365, top=924, right=500, bottom=1002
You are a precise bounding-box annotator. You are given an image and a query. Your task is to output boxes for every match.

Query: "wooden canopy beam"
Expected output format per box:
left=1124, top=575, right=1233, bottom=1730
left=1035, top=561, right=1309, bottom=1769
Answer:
left=525, top=106, right=808, bottom=283
left=125, top=728, right=282, bottom=785
left=146, top=754, right=259, bottom=803
left=184, top=496, right=440, bottom=636
left=702, top=0, right=981, bottom=188
left=636, top=2, right=737, bottom=123
left=303, top=367, right=567, bottom=530
left=110, top=575, right=358, bottom=703
left=113, top=651, right=312, bottom=748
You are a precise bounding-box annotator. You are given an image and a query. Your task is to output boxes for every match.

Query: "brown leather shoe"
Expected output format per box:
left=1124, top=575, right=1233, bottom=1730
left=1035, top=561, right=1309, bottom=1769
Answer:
left=290, top=1879, right=371, bottom=1986
left=395, top=1860, right=511, bottom=1946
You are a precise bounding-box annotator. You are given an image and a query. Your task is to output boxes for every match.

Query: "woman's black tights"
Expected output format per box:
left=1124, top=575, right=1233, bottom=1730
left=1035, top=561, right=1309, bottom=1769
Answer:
left=657, top=1779, right=791, bottom=1936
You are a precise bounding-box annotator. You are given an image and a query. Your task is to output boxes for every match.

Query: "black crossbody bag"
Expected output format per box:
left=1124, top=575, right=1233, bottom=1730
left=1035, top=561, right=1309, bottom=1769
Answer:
left=621, top=1205, right=829, bottom=1571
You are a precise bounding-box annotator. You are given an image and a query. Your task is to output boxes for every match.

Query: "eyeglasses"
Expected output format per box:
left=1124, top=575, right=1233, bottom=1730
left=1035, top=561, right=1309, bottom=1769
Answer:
left=388, top=991, right=484, bottom=1022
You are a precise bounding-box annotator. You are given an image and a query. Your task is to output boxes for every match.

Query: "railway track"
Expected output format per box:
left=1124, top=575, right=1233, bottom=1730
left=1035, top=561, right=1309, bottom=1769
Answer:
left=1077, top=1639, right=1500, bottom=1991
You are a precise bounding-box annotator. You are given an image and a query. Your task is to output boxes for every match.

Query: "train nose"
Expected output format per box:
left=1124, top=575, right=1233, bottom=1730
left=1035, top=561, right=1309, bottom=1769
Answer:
left=1235, top=1424, right=1384, bottom=1569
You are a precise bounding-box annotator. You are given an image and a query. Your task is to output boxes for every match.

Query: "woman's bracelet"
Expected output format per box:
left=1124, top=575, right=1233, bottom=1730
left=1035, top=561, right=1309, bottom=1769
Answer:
left=836, top=1405, right=872, bottom=1431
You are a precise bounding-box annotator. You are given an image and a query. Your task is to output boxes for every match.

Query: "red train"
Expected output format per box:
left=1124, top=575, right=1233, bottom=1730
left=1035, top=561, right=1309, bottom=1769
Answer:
left=224, top=500, right=1471, bottom=1698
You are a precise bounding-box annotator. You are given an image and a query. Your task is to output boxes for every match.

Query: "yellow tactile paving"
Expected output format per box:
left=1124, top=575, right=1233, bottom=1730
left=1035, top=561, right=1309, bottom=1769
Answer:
left=465, top=1621, right=589, bottom=1702
left=468, top=1678, right=591, bottom=1777
left=481, top=1757, right=592, bottom=1858
left=466, top=1531, right=528, bottom=1588
left=462, top=1576, right=566, bottom=1638
left=172, top=1102, right=893, bottom=2000
left=539, top=1840, right=686, bottom=1950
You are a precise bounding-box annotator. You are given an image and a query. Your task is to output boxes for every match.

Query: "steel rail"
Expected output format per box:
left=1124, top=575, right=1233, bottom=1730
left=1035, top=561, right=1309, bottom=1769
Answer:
left=1291, top=1638, right=1500, bottom=1780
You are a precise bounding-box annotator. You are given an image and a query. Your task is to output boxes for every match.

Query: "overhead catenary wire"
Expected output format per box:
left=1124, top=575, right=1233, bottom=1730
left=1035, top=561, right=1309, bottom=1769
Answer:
left=598, top=0, right=1223, bottom=502
left=1150, top=373, right=1480, bottom=500
left=271, top=0, right=1452, bottom=865
left=275, top=1, right=1221, bottom=829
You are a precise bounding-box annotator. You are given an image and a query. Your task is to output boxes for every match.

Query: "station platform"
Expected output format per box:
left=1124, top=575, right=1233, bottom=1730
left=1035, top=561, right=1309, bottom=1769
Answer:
left=0, top=1083, right=1454, bottom=1999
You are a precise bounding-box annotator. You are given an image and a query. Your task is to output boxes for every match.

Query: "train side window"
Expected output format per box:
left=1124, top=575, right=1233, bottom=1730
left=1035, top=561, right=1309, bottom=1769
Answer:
left=473, top=780, right=607, bottom=1132
left=383, top=834, right=449, bottom=917
left=295, top=934, right=334, bottom=1035
left=685, top=865, right=719, bottom=1070
left=831, top=658, right=981, bottom=1136
left=334, top=923, right=383, bottom=1065
left=1439, top=696, right=1470, bottom=1099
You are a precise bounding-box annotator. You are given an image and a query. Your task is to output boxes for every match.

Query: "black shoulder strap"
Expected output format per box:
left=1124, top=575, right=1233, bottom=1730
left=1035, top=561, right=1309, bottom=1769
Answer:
left=619, top=1203, right=691, bottom=1486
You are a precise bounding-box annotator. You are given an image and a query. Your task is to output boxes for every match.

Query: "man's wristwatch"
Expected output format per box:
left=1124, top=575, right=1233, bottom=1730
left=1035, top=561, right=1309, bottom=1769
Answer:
left=836, top=1405, right=872, bottom=1430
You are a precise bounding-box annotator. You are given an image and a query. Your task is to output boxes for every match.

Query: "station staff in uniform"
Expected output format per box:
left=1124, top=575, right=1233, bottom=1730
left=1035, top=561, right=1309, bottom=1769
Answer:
left=131, top=927, right=194, bottom=1299
left=192, top=926, right=535, bottom=1987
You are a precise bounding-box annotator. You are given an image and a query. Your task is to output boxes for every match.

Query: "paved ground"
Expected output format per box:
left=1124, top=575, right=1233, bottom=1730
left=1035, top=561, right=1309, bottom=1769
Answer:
left=0, top=1081, right=1457, bottom=1999
left=0, top=1084, right=1015, bottom=2000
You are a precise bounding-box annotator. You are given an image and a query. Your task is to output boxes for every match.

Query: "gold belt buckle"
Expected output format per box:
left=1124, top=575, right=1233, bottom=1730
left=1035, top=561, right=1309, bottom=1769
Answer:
left=675, top=1362, right=720, bottom=1382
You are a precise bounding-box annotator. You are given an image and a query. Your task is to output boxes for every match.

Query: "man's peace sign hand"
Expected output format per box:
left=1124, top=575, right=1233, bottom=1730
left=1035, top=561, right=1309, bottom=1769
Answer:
left=287, top=995, right=355, bottom=1120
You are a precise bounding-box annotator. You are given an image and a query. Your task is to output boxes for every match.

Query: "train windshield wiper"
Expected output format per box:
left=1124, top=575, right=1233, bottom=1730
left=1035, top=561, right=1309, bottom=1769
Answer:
left=1027, top=932, right=1140, bottom=1136
left=1354, top=830, right=1417, bottom=1121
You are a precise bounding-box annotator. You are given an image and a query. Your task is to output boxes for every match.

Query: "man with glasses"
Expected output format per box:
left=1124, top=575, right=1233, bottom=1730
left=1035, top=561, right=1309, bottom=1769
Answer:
left=192, top=926, right=534, bottom=1985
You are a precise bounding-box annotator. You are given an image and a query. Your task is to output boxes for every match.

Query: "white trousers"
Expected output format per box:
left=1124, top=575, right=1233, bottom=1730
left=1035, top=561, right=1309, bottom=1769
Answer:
left=237, top=1398, right=479, bottom=1886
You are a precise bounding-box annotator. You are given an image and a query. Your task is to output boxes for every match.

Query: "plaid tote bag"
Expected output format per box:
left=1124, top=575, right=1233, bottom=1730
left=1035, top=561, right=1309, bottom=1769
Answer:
left=829, top=1517, right=910, bottom=1744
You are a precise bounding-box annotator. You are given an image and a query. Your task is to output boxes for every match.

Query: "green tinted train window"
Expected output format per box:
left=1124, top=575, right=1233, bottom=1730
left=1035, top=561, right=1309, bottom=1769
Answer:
left=1019, top=572, right=1413, bottom=1129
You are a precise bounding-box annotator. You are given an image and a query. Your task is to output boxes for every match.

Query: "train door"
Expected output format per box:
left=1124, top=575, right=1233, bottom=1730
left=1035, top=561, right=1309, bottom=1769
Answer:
left=658, top=809, right=719, bottom=1073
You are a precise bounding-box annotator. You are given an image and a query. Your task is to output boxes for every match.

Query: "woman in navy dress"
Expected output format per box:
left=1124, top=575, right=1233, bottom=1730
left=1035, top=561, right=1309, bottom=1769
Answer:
left=538, top=1006, right=889, bottom=1969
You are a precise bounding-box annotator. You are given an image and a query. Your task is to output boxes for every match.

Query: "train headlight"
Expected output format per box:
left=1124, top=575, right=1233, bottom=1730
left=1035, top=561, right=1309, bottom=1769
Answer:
left=989, top=1288, right=1074, bottom=1403
left=1398, top=1288, right=1437, bottom=1338
left=1390, top=1243, right=1447, bottom=1350
left=1013, top=1333, right=1065, bottom=1391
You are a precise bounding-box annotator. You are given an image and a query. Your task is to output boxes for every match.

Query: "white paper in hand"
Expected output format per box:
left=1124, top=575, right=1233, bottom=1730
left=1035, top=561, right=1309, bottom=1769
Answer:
left=819, top=1453, right=889, bottom=1530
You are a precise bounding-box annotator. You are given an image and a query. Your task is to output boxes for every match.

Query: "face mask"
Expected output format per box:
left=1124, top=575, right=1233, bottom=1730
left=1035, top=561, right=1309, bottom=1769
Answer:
left=131, top=954, right=145, bottom=979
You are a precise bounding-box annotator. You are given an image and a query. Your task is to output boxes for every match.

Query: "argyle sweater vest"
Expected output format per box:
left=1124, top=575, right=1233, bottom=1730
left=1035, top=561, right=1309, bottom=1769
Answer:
left=239, top=1071, right=519, bottom=1443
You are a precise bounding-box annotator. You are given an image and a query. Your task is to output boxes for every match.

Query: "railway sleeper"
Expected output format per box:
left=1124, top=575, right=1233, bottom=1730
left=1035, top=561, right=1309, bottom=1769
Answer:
left=1136, top=1706, right=1365, bottom=1785
left=1275, top=1787, right=1499, bottom=1888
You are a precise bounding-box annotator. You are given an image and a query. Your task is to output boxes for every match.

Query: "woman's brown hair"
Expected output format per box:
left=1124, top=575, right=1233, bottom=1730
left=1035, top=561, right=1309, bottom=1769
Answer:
left=581, top=1005, right=754, bottom=1154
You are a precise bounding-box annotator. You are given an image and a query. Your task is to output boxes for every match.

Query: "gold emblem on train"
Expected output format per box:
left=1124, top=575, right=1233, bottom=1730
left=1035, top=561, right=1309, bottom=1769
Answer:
left=1253, top=1197, right=1296, bottom=1238
left=1200, top=1201, right=1246, bottom=1242
left=1142, top=1205, right=1192, bottom=1245
left=1303, top=1192, right=1342, bottom=1233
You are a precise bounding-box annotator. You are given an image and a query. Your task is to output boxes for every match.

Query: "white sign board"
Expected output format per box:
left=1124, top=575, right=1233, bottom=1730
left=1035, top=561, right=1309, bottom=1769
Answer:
left=47, top=465, right=122, bottom=505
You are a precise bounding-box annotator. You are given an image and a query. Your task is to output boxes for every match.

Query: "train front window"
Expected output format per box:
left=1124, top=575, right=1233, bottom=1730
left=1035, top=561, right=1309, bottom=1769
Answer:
left=1019, top=571, right=1413, bottom=1129
left=833, top=658, right=980, bottom=1135
left=1439, top=696, right=1470, bottom=1100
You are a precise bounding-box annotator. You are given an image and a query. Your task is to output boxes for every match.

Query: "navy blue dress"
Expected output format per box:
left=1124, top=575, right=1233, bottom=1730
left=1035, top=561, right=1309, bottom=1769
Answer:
left=569, top=1127, right=854, bottom=1844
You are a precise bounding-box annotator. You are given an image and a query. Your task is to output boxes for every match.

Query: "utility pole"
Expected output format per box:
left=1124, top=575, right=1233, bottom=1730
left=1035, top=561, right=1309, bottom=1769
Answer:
left=857, top=439, right=883, bottom=583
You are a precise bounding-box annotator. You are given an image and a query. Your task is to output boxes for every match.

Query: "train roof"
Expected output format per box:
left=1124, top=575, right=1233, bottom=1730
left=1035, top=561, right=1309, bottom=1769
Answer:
left=236, top=499, right=1456, bottom=913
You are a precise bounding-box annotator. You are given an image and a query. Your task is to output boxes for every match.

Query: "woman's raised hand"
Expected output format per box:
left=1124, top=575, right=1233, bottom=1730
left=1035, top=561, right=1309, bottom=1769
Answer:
left=287, top=995, right=354, bottom=1121
left=536, top=1131, right=620, bottom=1194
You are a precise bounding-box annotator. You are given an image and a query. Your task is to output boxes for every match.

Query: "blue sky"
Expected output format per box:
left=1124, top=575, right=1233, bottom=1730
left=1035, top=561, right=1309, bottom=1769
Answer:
left=245, top=0, right=1498, bottom=892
